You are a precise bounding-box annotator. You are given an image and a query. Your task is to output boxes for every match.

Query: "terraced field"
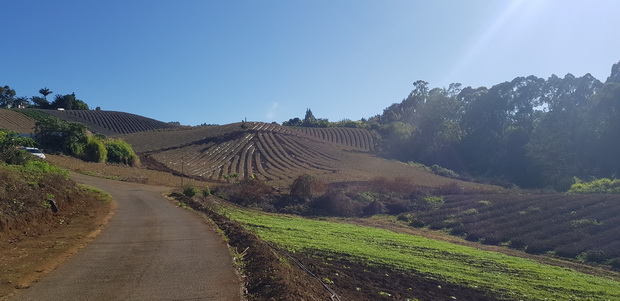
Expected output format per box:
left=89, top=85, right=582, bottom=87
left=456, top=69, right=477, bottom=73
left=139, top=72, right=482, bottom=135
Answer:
left=122, top=122, right=468, bottom=186
left=0, top=109, right=36, bottom=133
left=134, top=123, right=343, bottom=181
left=289, top=127, right=376, bottom=152
left=34, top=109, right=181, bottom=135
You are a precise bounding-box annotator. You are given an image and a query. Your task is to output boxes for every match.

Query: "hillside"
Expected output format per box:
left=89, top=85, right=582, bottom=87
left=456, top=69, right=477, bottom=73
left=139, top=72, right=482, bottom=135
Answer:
left=121, top=122, right=476, bottom=187
left=0, top=109, right=36, bottom=134
left=288, top=126, right=376, bottom=152
left=33, top=109, right=182, bottom=136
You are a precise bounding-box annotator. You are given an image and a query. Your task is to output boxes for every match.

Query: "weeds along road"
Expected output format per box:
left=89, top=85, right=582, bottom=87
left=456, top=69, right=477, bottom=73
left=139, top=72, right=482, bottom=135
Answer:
left=11, top=173, right=242, bottom=301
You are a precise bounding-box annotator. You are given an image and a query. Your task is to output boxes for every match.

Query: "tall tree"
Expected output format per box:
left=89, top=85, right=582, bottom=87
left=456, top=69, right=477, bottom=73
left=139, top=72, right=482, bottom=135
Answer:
left=33, top=87, right=53, bottom=108
left=38, top=87, right=53, bottom=100
left=51, top=93, right=89, bottom=110
left=0, top=85, right=16, bottom=108
left=12, top=96, right=30, bottom=108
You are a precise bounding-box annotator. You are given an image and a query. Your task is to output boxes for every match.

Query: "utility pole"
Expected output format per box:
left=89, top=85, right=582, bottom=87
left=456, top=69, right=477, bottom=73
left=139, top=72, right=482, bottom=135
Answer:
left=181, top=156, right=185, bottom=188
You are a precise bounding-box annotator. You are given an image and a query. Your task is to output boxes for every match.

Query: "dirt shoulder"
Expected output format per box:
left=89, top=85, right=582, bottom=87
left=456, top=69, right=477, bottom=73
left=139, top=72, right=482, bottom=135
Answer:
left=0, top=189, right=114, bottom=300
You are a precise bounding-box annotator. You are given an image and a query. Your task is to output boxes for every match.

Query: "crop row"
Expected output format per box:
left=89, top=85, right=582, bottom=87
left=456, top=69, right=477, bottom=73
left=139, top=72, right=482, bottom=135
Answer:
left=150, top=129, right=340, bottom=181
left=413, top=194, right=620, bottom=265
left=38, top=109, right=179, bottom=135
left=219, top=206, right=620, bottom=301
left=0, top=110, right=36, bottom=133
left=291, top=127, right=376, bottom=152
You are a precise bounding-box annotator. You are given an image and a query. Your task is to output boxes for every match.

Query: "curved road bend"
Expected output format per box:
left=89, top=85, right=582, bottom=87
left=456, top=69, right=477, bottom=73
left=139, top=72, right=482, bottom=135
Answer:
left=11, top=173, right=241, bottom=301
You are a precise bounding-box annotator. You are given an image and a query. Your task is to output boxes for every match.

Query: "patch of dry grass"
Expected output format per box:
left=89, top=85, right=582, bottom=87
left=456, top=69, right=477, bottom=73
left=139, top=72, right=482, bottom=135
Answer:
left=46, top=155, right=217, bottom=188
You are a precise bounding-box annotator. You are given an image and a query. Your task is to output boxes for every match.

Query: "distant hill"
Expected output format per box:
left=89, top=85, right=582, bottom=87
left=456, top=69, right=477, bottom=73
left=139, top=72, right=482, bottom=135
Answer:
left=34, top=109, right=182, bottom=136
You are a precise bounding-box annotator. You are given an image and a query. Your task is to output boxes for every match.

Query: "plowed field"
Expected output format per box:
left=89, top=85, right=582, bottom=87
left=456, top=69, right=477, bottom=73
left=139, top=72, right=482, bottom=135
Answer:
left=35, top=109, right=182, bottom=136
left=0, top=109, right=36, bottom=134
left=122, top=122, right=475, bottom=187
left=289, top=126, right=376, bottom=152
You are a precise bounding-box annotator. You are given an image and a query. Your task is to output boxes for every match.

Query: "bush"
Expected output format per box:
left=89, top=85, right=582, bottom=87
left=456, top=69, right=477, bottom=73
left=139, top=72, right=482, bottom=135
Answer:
left=183, top=186, right=197, bottom=198
left=35, top=117, right=88, bottom=156
left=610, top=258, right=620, bottom=270
left=362, top=200, right=386, bottom=216
left=105, top=139, right=138, bottom=166
left=201, top=186, right=211, bottom=198
left=0, top=148, right=33, bottom=165
left=290, top=174, right=315, bottom=200
left=83, top=137, right=107, bottom=163
left=567, top=177, right=620, bottom=194
left=311, top=191, right=361, bottom=217
left=431, top=164, right=460, bottom=179
left=219, top=178, right=275, bottom=206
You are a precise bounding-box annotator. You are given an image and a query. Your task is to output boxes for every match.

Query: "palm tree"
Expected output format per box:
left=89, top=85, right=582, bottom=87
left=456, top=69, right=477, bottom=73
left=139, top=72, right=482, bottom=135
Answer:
left=39, top=87, right=53, bottom=100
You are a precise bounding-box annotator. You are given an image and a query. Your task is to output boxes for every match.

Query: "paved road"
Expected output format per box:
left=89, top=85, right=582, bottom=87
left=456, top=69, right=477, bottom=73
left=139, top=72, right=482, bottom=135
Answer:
left=11, top=173, right=241, bottom=301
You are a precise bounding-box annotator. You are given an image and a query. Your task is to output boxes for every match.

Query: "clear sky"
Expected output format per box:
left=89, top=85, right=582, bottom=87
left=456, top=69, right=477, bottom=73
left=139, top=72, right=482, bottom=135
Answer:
left=3, top=0, right=620, bottom=125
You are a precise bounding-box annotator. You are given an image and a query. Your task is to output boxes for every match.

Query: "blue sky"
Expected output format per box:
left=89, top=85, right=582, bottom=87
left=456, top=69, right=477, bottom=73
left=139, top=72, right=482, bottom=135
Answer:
left=3, top=0, right=620, bottom=125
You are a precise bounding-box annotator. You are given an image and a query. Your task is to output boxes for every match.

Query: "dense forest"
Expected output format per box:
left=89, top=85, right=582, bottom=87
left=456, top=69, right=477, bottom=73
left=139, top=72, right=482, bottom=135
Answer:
left=367, top=60, right=620, bottom=190
left=285, top=61, right=620, bottom=191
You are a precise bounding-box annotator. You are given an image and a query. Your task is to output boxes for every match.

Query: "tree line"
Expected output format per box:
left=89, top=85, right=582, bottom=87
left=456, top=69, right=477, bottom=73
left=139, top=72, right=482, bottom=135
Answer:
left=283, top=60, right=620, bottom=190
left=0, top=86, right=90, bottom=110
left=367, top=61, right=620, bottom=190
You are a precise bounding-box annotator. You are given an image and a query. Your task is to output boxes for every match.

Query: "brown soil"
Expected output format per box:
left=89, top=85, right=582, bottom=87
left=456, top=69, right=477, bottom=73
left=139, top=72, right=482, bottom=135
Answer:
left=296, top=253, right=499, bottom=301
left=0, top=190, right=114, bottom=300
left=0, top=110, right=36, bottom=134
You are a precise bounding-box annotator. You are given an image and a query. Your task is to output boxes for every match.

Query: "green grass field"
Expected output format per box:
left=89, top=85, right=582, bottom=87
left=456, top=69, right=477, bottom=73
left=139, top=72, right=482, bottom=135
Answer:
left=220, top=207, right=620, bottom=300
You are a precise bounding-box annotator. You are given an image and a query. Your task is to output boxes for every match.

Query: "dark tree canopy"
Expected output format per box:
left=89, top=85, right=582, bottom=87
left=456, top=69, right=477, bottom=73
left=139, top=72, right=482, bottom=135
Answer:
left=364, top=60, right=620, bottom=190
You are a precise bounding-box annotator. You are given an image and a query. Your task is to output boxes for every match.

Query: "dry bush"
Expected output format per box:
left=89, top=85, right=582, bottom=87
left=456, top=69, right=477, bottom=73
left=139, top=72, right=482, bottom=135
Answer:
left=434, top=182, right=464, bottom=195
left=367, top=176, right=434, bottom=199
left=311, top=191, right=362, bottom=217
left=362, top=200, right=386, bottom=216
left=290, top=174, right=317, bottom=199
left=217, top=178, right=276, bottom=207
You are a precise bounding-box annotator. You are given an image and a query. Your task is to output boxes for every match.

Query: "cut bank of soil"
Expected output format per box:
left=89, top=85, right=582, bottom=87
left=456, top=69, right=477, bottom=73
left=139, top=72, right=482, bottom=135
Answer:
left=179, top=194, right=329, bottom=300
left=0, top=191, right=113, bottom=300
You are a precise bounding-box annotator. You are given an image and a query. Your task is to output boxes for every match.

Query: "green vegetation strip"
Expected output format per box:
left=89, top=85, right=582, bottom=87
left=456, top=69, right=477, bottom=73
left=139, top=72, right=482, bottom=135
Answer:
left=220, top=207, right=620, bottom=300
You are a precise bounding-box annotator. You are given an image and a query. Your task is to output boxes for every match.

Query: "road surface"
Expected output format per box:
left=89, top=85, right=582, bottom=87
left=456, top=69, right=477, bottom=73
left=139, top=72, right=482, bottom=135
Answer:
left=11, top=173, right=242, bottom=301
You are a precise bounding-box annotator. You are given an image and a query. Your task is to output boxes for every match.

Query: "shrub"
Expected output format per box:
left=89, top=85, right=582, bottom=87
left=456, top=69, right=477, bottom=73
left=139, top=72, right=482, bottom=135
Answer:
left=83, top=137, right=107, bottom=163
left=610, top=258, right=620, bottom=270
left=434, top=182, right=463, bottom=195
left=311, top=191, right=361, bottom=217
left=423, top=196, right=445, bottom=209
left=0, top=129, right=36, bottom=150
left=183, top=186, right=197, bottom=198
left=431, top=164, right=460, bottom=179
left=35, top=117, right=88, bottom=156
left=105, top=139, right=138, bottom=166
left=290, top=174, right=314, bottom=200
left=0, top=148, right=33, bottom=165
left=362, top=200, right=386, bottom=216
left=385, top=199, right=411, bottom=215
left=368, top=176, right=418, bottom=195
left=201, top=186, right=211, bottom=198
left=567, top=177, right=620, bottom=194
left=219, top=178, right=275, bottom=206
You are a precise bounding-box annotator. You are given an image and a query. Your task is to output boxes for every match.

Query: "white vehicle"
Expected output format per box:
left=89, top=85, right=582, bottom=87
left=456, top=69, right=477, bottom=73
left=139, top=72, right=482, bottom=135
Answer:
left=21, top=147, right=46, bottom=159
